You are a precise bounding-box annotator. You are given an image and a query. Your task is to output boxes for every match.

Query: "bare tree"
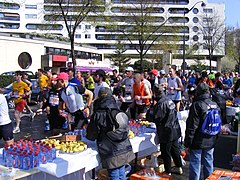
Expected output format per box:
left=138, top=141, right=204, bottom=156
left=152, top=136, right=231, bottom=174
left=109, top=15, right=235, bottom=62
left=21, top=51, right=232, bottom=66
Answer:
left=111, top=0, right=174, bottom=71
left=44, top=0, right=101, bottom=72
left=226, top=27, right=240, bottom=72
left=199, top=11, right=226, bottom=72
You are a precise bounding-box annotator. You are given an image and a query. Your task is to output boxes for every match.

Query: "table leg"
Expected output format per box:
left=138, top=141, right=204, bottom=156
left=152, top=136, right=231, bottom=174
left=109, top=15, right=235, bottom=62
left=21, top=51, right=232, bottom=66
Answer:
left=134, top=152, right=138, bottom=172
left=91, top=168, right=96, bottom=180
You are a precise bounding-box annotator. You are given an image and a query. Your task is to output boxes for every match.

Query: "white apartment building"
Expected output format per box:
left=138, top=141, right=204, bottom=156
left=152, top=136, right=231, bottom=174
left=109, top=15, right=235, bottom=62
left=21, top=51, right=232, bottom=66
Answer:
left=0, top=0, right=225, bottom=72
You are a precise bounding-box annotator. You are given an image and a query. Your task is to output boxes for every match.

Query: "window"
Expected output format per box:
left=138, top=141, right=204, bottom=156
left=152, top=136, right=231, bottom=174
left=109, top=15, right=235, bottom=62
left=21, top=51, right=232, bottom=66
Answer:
left=203, top=8, right=213, bottom=13
left=85, top=34, right=91, bottom=39
left=203, top=18, right=213, bottom=23
left=25, top=4, right=37, bottom=9
left=18, top=52, right=32, bottom=69
left=25, top=14, right=37, bottom=19
left=193, top=8, right=199, bottom=14
left=75, top=34, right=81, bottom=38
left=193, top=17, right=199, bottom=23
left=85, top=25, right=91, bottom=30
left=193, top=35, right=199, bottom=41
left=192, top=26, right=199, bottom=32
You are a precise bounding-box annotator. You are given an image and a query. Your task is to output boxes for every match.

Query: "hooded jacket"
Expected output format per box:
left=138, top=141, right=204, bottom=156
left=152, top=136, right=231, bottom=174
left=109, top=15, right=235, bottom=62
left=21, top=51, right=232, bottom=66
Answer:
left=146, top=94, right=181, bottom=143
left=184, top=93, right=219, bottom=149
left=86, top=95, right=135, bottom=169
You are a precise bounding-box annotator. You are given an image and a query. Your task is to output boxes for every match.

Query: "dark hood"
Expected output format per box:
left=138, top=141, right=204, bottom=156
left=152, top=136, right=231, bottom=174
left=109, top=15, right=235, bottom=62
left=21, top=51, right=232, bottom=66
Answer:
left=193, top=93, right=210, bottom=102
left=94, top=95, right=118, bottom=111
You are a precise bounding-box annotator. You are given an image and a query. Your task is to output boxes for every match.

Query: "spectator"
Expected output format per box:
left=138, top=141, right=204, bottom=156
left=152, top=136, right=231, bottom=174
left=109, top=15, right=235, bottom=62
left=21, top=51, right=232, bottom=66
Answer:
left=86, top=87, right=135, bottom=180
left=223, top=72, right=233, bottom=90
left=67, top=68, right=81, bottom=85
left=76, top=71, right=85, bottom=87
left=0, top=88, right=14, bottom=146
left=185, top=83, right=220, bottom=180
left=146, top=84, right=183, bottom=175
left=85, top=72, right=95, bottom=93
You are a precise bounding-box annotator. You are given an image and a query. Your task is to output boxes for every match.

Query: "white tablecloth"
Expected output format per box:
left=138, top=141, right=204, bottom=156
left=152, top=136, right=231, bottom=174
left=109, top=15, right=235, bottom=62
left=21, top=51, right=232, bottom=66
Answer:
left=0, top=129, right=158, bottom=179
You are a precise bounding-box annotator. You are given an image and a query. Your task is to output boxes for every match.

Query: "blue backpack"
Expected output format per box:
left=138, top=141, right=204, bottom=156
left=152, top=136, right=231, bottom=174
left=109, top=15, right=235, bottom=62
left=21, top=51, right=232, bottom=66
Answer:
left=201, top=103, right=222, bottom=136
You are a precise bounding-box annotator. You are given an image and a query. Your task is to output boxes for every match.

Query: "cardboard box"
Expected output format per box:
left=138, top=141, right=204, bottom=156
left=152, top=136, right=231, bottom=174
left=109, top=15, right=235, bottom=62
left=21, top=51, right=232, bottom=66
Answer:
left=206, top=170, right=240, bottom=180
left=130, top=169, right=173, bottom=180
left=49, top=134, right=81, bottom=142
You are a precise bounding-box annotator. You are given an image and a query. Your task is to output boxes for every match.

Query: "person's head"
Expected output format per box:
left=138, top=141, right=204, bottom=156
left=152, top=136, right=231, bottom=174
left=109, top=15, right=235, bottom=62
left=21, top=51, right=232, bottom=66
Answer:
left=94, top=69, right=106, bottom=83
left=54, top=72, right=69, bottom=88
left=98, top=87, right=112, bottom=100
left=51, top=73, right=58, bottom=86
left=86, top=71, right=91, bottom=78
left=153, top=84, right=164, bottom=99
left=195, top=83, right=209, bottom=97
left=76, top=71, right=82, bottom=78
left=112, top=69, right=118, bottom=76
left=15, top=71, right=22, bottom=82
left=215, top=72, right=222, bottom=80
left=67, top=68, right=74, bottom=79
left=169, top=68, right=176, bottom=77
left=45, top=69, right=52, bottom=78
left=201, top=71, right=208, bottom=82
left=38, top=69, right=43, bottom=76
left=151, top=69, right=159, bottom=77
left=224, top=72, right=229, bottom=79
left=159, top=70, right=166, bottom=77
left=125, top=67, right=134, bottom=78
left=22, top=73, right=28, bottom=80
left=215, top=81, right=224, bottom=90
left=133, top=73, right=142, bottom=84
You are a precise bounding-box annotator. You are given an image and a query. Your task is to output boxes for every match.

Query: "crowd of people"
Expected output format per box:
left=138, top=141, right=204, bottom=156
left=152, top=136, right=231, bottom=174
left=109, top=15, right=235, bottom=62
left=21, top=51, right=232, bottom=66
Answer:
left=1, top=66, right=240, bottom=179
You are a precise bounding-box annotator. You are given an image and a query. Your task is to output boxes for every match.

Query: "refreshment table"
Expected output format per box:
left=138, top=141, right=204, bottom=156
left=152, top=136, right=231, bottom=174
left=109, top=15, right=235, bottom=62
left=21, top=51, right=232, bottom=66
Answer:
left=0, top=129, right=159, bottom=180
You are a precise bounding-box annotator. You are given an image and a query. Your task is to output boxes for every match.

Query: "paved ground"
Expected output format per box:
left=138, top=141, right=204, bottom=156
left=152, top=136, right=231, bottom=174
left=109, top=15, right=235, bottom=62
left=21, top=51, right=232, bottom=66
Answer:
left=3, top=105, right=233, bottom=179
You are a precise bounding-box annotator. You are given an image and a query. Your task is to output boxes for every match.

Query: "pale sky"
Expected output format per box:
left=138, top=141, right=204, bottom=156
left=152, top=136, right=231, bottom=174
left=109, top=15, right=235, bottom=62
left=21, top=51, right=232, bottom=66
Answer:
left=208, top=0, right=240, bottom=27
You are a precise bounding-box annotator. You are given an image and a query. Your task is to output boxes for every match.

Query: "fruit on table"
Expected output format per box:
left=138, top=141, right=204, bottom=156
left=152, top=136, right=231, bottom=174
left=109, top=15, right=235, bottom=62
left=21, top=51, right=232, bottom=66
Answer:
left=226, top=100, right=233, bottom=106
left=44, top=139, right=87, bottom=153
left=128, top=130, right=135, bottom=139
left=139, top=121, right=150, bottom=127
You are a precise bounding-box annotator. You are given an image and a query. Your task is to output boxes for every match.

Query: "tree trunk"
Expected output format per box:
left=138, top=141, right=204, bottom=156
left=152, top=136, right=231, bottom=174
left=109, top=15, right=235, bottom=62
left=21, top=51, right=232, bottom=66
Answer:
left=70, top=37, right=76, bottom=75
left=140, top=51, right=143, bottom=72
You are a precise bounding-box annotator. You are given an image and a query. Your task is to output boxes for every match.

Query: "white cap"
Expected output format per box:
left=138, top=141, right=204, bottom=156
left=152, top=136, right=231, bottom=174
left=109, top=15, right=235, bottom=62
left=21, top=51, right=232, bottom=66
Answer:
left=125, top=67, right=134, bottom=71
left=160, top=70, right=165, bottom=75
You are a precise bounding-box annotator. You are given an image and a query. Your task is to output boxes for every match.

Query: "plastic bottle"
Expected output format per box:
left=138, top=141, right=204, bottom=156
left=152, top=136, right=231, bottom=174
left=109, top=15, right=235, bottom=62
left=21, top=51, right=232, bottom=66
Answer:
left=5, top=152, right=13, bottom=167
left=18, top=153, right=23, bottom=169
left=2, top=146, right=9, bottom=161
left=12, top=152, right=18, bottom=168
left=28, top=152, right=33, bottom=168
left=22, top=154, right=31, bottom=170
left=32, top=153, right=39, bottom=168
left=46, top=147, right=53, bottom=163
left=52, top=144, right=56, bottom=160
left=40, top=148, right=47, bottom=164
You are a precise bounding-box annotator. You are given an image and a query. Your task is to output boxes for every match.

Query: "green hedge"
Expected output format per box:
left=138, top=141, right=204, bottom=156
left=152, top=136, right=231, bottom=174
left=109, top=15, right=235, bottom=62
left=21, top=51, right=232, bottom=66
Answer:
left=0, top=75, right=15, bottom=88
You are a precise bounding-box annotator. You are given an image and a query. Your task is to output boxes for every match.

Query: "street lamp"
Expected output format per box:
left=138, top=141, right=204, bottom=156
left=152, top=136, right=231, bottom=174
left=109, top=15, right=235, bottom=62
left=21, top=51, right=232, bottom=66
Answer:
left=182, top=1, right=206, bottom=75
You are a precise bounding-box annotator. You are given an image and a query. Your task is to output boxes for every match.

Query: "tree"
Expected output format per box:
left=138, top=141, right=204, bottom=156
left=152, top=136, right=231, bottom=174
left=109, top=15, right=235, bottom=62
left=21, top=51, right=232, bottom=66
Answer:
left=109, top=41, right=131, bottom=73
left=199, top=11, right=226, bottom=72
left=226, top=27, right=240, bottom=72
left=134, top=60, right=152, bottom=72
left=190, top=59, right=207, bottom=73
left=112, top=0, right=173, bottom=71
left=44, top=0, right=101, bottom=72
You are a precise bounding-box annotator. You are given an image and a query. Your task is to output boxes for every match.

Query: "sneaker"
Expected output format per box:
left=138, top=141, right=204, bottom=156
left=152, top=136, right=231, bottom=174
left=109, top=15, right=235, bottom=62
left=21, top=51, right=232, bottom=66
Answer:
left=44, top=124, right=50, bottom=131
left=45, top=119, right=49, bottom=124
left=171, top=167, right=183, bottom=175
left=13, top=127, right=20, bottom=134
left=30, top=112, right=36, bottom=121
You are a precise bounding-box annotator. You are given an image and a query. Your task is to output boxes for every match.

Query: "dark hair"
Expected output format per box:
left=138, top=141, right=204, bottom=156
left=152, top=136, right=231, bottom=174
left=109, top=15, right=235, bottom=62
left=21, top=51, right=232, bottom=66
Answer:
left=38, top=69, right=43, bottom=73
left=15, top=71, right=22, bottom=76
left=67, top=68, right=74, bottom=72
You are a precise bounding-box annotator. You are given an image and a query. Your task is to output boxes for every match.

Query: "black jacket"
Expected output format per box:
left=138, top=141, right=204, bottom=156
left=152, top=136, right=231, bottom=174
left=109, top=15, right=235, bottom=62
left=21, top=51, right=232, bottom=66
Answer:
left=184, top=93, right=219, bottom=149
left=146, top=94, right=181, bottom=143
left=86, top=95, right=135, bottom=169
left=210, top=88, right=232, bottom=109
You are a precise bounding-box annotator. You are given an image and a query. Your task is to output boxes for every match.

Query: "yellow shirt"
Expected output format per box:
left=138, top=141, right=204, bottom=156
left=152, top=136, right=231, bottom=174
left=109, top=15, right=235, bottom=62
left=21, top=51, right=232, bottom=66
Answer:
left=12, top=81, right=30, bottom=104
left=38, top=75, right=49, bottom=91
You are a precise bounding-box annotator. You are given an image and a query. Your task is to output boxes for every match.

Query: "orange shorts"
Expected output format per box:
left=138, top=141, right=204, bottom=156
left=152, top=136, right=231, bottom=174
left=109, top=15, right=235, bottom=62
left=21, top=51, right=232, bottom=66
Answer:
left=15, top=100, right=26, bottom=112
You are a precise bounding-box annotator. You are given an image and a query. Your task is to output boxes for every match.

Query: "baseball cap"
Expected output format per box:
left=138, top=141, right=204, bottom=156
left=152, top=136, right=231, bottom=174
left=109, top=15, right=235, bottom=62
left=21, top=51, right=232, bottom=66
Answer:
left=151, top=69, right=159, bottom=76
left=125, top=67, right=134, bottom=72
left=160, top=70, right=165, bottom=75
left=53, top=72, right=69, bottom=81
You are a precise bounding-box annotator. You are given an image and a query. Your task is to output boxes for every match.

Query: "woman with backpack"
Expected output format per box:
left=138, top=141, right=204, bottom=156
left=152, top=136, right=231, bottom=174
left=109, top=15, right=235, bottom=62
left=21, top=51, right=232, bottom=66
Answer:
left=86, top=87, right=135, bottom=180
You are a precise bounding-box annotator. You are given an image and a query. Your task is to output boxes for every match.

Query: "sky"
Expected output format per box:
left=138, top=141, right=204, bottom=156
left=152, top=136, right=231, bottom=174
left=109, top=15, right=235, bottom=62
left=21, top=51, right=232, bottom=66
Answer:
left=208, top=0, right=240, bottom=27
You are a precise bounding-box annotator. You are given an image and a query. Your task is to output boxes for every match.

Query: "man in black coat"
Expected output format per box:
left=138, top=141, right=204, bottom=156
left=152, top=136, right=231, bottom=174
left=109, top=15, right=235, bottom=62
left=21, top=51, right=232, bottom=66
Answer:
left=146, top=84, right=182, bottom=175
left=185, top=83, right=220, bottom=180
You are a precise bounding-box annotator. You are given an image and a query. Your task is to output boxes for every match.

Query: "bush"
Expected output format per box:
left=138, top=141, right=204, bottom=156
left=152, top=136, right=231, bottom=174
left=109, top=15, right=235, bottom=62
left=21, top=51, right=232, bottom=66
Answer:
left=0, top=75, right=15, bottom=88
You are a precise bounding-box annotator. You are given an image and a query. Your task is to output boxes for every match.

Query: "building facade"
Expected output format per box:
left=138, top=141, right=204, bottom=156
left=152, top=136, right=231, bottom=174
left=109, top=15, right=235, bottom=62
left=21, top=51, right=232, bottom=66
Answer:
left=0, top=0, right=225, bottom=71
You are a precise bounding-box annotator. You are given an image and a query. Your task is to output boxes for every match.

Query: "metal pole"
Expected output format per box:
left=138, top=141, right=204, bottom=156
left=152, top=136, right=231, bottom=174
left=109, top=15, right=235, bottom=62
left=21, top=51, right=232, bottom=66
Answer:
left=183, top=11, right=186, bottom=76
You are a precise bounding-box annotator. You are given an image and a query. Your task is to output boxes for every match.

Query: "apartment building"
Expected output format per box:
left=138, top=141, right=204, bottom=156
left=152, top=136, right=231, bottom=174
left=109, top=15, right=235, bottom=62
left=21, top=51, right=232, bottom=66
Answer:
left=0, top=0, right=225, bottom=71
